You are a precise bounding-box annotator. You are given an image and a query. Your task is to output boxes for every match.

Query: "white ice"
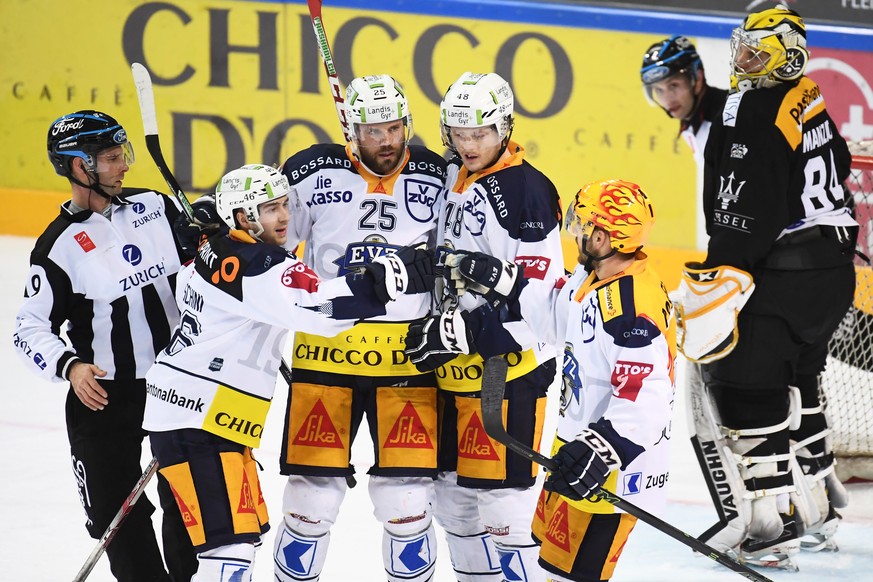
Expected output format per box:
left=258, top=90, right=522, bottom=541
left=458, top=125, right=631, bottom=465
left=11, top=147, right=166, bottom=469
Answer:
left=2, top=234, right=872, bottom=581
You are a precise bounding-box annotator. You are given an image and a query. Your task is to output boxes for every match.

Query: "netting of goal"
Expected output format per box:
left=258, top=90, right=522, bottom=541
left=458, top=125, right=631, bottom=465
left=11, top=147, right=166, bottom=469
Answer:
left=825, top=140, right=873, bottom=482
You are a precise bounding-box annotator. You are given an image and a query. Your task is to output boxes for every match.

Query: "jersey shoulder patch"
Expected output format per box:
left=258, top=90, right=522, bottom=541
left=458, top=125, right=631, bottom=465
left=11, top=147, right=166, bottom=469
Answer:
left=775, top=77, right=826, bottom=151
left=405, top=145, right=447, bottom=180
left=282, top=143, right=353, bottom=185
left=599, top=276, right=663, bottom=348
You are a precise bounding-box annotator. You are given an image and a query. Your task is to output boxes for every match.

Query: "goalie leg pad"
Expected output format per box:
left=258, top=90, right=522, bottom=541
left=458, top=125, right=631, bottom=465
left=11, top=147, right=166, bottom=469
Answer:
left=434, top=472, right=501, bottom=581
left=193, top=542, right=255, bottom=582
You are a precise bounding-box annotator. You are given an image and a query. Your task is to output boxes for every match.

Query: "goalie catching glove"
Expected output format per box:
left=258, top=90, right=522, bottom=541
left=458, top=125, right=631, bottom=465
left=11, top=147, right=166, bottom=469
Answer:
left=404, top=307, right=474, bottom=372
left=545, top=428, right=622, bottom=501
left=365, top=245, right=436, bottom=304
left=673, top=262, right=755, bottom=364
left=445, top=251, right=521, bottom=306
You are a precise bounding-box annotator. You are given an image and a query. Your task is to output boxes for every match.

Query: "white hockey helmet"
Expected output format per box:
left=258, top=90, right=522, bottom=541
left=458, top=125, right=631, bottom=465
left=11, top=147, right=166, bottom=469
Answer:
left=345, top=74, right=413, bottom=145
left=440, top=72, right=514, bottom=152
left=214, top=164, right=291, bottom=238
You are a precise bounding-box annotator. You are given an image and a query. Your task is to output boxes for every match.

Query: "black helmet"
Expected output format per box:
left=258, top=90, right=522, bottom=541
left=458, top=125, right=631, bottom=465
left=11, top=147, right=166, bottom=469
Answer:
left=640, top=35, right=702, bottom=87
left=47, top=110, right=133, bottom=177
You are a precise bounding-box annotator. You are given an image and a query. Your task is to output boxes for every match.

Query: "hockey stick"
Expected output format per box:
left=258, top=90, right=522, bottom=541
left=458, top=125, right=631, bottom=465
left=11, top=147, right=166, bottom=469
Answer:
left=479, top=356, right=773, bottom=582
left=131, top=62, right=294, bottom=386
left=72, top=457, right=160, bottom=582
left=306, top=0, right=351, bottom=142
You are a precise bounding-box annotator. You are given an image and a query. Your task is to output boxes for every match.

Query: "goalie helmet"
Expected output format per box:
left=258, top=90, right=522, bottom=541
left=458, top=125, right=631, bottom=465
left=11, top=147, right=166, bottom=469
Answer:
left=564, top=179, right=655, bottom=253
left=730, top=5, right=808, bottom=92
left=214, top=164, right=291, bottom=237
left=47, top=110, right=134, bottom=177
left=440, top=72, right=514, bottom=152
left=640, top=35, right=702, bottom=102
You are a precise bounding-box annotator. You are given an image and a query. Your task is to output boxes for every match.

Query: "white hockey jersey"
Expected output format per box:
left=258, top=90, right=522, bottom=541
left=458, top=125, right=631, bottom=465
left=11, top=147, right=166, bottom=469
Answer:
left=435, top=142, right=564, bottom=392
left=13, top=190, right=184, bottom=382
left=143, top=231, right=388, bottom=447
left=283, top=143, right=445, bottom=321
left=520, top=256, right=676, bottom=514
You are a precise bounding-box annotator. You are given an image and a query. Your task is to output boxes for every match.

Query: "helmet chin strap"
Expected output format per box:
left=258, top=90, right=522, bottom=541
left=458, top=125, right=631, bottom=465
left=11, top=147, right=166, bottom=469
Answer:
left=582, top=234, right=618, bottom=271
left=69, top=164, right=113, bottom=202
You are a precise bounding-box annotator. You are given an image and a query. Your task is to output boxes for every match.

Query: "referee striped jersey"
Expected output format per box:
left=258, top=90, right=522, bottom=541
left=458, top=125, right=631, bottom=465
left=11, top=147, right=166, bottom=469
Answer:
left=13, top=189, right=185, bottom=382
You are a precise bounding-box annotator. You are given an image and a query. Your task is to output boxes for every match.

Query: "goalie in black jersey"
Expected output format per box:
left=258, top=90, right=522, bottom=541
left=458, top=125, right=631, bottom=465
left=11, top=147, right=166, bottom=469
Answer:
left=675, top=5, right=858, bottom=570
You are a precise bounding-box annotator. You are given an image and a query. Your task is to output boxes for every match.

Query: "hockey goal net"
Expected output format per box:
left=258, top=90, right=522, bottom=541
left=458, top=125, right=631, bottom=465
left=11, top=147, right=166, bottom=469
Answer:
left=825, top=140, right=873, bottom=482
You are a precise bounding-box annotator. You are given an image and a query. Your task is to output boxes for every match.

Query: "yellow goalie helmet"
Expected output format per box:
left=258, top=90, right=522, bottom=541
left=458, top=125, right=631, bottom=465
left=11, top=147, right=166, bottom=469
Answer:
left=564, top=179, right=655, bottom=254
left=730, top=5, right=808, bottom=92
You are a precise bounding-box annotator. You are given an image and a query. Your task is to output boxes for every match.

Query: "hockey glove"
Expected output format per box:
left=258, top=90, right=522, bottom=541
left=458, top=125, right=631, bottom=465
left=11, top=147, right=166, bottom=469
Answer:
left=173, top=195, right=227, bottom=258
left=445, top=251, right=520, bottom=306
left=545, top=429, right=622, bottom=501
left=366, top=245, right=436, bottom=304
left=404, top=308, right=474, bottom=372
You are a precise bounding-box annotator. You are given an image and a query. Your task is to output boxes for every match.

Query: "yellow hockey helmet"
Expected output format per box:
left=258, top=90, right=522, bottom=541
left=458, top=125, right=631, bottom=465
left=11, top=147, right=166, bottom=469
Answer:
left=564, top=179, right=655, bottom=253
left=730, top=5, right=808, bottom=92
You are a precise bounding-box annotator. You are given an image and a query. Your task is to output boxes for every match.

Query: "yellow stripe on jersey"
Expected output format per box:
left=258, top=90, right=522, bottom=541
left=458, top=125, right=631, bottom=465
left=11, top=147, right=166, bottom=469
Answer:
left=344, top=142, right=410, bottom=194
left=293, top=322, right=424, bottom=376
left=202, top=384, right=271, bottom=447
left=435, top=349, right=539, bottom=393
left=775, top=77, right=826, bottom=151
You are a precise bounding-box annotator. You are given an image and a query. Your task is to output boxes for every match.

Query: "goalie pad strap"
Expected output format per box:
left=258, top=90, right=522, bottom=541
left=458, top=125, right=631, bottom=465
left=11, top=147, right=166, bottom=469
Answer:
left=792, top=428, right=830, bottom=451
left=721, top=415, right=791, bottom=440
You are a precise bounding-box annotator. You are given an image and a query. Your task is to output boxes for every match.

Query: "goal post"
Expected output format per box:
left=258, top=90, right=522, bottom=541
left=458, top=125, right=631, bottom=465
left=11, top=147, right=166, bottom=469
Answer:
left=824, top=140, right=873, bottom=482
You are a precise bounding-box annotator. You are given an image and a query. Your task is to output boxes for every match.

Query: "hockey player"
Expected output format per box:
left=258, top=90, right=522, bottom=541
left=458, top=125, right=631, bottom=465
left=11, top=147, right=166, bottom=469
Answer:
left=404, top=72, right=565, bottom=582
left=144, top=163, right=433, bottom=581
left=273, top=75, right=447, bottom=582
left=641, top=35, right=727, bottom=170
left=677, top=5, right=856, bottom=569
left=12, top=110, right=196, bottom=581
left=442, top=179, right=675, bottom=582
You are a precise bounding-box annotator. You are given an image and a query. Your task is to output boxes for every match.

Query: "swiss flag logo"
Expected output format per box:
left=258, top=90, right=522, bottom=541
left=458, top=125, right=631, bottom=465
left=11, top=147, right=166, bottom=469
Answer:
left=293, top=400, right=344, bottom=448
left=458, top=412, right=500, bottom=460
left=74, top=231, right=96, bottom=253
left=383, top=401, right=434, bottom=449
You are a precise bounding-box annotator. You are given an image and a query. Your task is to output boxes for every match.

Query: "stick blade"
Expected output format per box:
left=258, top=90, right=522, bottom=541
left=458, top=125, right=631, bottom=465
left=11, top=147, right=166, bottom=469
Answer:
left=131, top=62, right=158, bottom=136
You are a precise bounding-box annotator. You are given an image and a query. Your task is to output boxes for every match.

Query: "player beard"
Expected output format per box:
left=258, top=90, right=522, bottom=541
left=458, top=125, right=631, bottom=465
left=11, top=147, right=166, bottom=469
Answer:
left=361, top=143, right=404, bottom=175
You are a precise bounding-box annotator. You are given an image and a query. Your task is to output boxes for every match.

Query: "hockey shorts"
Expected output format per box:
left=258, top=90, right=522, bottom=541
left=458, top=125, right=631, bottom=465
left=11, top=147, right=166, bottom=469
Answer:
left=532, top=489, right=637, bottom=582
left=438, top=359, right=553, bottom=488
left=279, top=366, right=438, bottom=478
left=150, top=428, right=269, bottom=551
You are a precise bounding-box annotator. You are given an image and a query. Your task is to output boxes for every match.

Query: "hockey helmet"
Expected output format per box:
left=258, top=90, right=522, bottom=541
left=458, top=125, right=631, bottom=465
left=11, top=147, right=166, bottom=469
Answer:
left=640, top=35, right=702, bottom=101
left=345, top=75, right=412, bottom=143
left=47, top=110, right=134, bottom=177
left=564, top=179, right=655, bottom=254
left=214, top=164, right=291, bottom=238
left=730, top=5, right=808, bottom=92
left=440, top=72, right=514, bottom=152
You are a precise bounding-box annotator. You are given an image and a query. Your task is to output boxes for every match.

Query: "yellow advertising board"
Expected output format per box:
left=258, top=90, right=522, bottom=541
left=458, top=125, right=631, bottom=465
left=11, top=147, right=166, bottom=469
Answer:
left=0, top=0, right=697, bottom=259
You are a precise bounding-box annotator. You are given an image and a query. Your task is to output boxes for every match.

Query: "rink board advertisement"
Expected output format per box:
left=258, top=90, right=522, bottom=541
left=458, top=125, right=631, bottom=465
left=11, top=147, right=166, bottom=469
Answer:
left=1, top=0, right=872, bottom=259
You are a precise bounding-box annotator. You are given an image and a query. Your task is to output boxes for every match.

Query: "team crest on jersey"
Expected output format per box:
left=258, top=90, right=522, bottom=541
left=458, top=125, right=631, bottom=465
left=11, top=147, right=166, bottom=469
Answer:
left=560, top=343, right=582, bottom=416
left=463, top=188, right=489, bottom=236
left=334, top=236, right=397, bottom=275
left=404, top=179, right=439, bottom=223
left=717, top=172, right=746, bottom=210
left=730, top=143, right=748, bottom=159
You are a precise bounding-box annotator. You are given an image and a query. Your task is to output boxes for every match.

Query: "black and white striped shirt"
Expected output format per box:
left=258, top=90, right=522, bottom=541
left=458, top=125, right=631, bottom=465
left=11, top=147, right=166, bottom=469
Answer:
left=13, top=189, right=185, bottom=382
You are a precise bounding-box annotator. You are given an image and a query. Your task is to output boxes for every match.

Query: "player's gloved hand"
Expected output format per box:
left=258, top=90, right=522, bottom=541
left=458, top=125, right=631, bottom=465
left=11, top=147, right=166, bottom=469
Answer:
left=367, top=245, right=435, bottom=304
left=173, top=195, right=226, bottom=258
left=545, top=429, right=622, bottom=501
left=404, top=308, right=474, bottom=372
left=445, top=251, right=521, bottom=307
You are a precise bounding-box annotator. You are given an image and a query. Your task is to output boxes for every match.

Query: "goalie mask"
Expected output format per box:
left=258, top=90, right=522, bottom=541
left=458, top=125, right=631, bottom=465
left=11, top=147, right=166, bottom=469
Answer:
left=215, top=164, right=291, bottom=239
left=47, top=110, right=135, bottom=178
left=344, top=74, right=412, bottom=176
left=730, top=6, right=808, bottom=93
left=440, top=72, right=514, bottom=156
left=564, top=179, right=655, bottom=256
